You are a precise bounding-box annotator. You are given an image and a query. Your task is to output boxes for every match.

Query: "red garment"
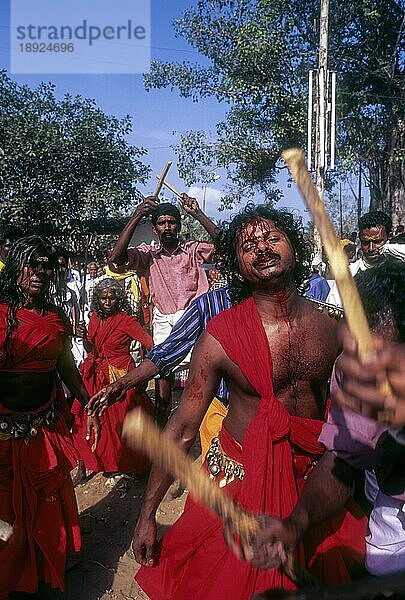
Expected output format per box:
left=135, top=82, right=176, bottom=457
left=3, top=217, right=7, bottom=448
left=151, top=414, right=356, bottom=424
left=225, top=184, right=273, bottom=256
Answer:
left=0, top=304, right=68, bottom=372
left=72, top=311, right=154, bottom=474
left=0, top=305, right=80, bottom=598
left=136, top=297, right=367, bottom=599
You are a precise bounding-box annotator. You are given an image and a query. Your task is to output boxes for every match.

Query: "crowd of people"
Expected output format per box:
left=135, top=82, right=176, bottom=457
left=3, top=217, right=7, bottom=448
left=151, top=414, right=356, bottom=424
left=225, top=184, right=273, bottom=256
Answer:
left=0, top=196, right=404, bottom=600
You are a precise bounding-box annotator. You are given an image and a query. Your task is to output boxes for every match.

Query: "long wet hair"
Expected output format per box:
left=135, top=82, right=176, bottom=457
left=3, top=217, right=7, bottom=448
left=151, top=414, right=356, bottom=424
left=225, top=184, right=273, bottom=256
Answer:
left=0, top=235, right=66, bottom=365
left=90, top=278, right=133, bottom=317
left=356, top=259, right=405, bottom=342
left=214, top=203, right=311, bottom=305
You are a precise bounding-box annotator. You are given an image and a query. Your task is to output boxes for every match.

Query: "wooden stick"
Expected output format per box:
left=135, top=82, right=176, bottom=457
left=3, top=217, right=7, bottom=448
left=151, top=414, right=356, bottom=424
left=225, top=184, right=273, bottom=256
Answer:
left=153, top=161, right=172, bottom=200
left=122, top=408, right=258, bottom=543
left=122, top=408, right=318, bottom=587
left=282, top=149, right=374, bottom=355
left=0, top=518, right=13, bottom=542
left=155, top=176, right=182, bottom=199
left=282, top=148, right=391, bottom=415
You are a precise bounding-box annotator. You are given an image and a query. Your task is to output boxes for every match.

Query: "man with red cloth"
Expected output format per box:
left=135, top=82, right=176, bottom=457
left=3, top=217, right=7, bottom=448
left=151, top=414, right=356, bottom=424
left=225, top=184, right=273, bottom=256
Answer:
left=133, top=204, right=367, bottom=599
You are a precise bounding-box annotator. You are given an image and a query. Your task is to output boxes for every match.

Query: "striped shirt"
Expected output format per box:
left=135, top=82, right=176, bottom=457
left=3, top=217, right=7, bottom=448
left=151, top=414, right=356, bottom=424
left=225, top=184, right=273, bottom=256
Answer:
left=147, top=286, right=231, bottom=403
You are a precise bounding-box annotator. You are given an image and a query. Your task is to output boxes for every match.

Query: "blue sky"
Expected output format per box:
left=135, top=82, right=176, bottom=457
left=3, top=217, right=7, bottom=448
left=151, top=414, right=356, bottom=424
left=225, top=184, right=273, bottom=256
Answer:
left=0, top=0, right=308, bottom=221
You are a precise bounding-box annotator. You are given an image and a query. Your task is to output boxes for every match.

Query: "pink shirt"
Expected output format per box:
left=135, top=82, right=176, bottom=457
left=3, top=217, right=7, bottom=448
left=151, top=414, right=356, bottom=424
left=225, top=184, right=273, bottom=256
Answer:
left=125, top=240, right=213, bottom=314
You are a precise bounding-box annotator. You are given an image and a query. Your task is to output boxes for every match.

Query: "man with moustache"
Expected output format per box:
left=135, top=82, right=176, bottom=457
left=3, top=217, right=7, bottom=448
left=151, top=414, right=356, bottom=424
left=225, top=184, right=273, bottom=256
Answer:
left=133, top=205, right=366, bottom=599
left=109, top=194, right=219, bottom=425
left=327, top=211, right=392, bottom=306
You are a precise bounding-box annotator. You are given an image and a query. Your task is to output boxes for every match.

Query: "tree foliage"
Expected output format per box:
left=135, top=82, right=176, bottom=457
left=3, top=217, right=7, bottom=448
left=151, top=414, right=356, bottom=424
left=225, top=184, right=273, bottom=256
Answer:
left=144, top=0, right=404, bottom=220
left=0, top=71, right=150, bottom=236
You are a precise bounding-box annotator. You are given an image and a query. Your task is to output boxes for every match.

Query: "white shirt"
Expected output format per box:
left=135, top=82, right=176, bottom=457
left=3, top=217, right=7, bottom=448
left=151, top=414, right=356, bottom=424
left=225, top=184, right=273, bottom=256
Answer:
left=326, top=259, right=368, bottom=307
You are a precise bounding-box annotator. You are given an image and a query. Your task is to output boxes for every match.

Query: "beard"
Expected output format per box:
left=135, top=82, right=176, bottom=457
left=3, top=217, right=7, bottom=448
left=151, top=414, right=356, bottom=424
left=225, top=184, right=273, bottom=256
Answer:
left=161, top=231, right=177, bottom=242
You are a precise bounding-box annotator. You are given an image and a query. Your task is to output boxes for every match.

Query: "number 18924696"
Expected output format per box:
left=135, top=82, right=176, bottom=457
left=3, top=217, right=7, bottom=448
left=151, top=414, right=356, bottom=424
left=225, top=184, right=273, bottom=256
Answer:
left=19, top=43, right=74, bottom=52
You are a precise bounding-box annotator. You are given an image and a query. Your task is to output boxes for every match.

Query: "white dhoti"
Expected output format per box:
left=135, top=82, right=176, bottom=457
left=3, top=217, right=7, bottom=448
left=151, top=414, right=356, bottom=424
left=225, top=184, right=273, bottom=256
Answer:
left=152, top=307, right=191, bottom=373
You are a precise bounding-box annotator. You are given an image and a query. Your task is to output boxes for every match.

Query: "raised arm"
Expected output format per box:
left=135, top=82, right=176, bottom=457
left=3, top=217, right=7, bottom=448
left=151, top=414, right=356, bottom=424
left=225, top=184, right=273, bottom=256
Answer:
left=109, top=196, right=159, bottom=268
left=180, top=193, right=221, bottom=241
left=132, top=331, right=224, bottom=566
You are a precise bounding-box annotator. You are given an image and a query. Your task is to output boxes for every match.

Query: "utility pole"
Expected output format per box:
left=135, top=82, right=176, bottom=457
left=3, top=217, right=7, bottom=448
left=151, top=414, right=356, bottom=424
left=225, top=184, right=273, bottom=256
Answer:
left=307, top=0, right=336, bottom=259
left=313, top=0, right=329, bottom=258
left=357, top=163, right=362, bottom=222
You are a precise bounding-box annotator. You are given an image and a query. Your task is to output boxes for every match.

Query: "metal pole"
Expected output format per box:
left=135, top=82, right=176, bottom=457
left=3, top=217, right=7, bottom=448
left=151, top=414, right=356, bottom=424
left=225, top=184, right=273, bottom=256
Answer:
left=307, top=70, right=313, bottom=170
left=357, top=163, right=362, bottom=222
left=330, top=71, right=336, bottom=170
left=314, top=0, right=329, bottom=258
left=339, top=182, right=343, bottom=238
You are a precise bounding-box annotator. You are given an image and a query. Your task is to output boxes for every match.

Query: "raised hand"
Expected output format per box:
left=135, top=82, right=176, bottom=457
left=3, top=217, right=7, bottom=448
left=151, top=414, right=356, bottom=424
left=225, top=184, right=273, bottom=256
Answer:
left=180, top=193, right=200, bottom=217
left=335, top=325, right=405, bottom=426
left=134, top=196, right=160, bottom=218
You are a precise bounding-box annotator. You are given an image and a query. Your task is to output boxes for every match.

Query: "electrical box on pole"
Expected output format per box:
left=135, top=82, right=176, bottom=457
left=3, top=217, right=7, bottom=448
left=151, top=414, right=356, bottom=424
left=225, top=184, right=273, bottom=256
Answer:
left=307, top=0, right=337, bottom=264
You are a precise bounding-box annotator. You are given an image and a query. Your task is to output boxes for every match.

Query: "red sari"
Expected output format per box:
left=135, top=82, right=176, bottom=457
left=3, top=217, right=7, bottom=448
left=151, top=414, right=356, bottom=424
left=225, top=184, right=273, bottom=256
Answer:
left=0, top=305, right=80, bottom=598
left=72, top=311, right=153, bottom=474
left=136, top=297, right=367, bottom=599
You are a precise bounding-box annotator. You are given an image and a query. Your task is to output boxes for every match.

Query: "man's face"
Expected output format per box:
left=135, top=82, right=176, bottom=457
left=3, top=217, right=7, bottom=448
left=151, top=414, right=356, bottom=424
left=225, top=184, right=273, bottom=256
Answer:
left=0, top=238, right=13, bottom=262
left=360, top=225, right=388, bottom=265
left=88, top=264, right=98, bottom=278
left=154, top=215, right=179, bottom=246
left=236, top=218, right=295, bottom=286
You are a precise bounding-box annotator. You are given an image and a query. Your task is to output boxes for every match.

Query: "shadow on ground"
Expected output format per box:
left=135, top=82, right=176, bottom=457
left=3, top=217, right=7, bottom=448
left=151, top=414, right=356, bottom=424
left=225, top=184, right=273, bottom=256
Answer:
left=38, top=474, right=149, bottom=599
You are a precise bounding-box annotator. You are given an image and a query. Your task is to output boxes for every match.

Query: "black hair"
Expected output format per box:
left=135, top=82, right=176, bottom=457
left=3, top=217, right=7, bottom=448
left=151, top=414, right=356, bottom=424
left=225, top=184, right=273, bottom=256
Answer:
left=359, top=211, right=392, bottom=236
left=214, top=203, right=311, bottom=305
left=355, top=259, right=405, bottom=343
left=54, top=245, right=70, bottom=261
left=0, top=224, right=24, bottom=245
left=90, top=277, right=133, bottom=317
left=151, top=202, right=181, bottom=229
left=0, top=235, right=67, bottom=365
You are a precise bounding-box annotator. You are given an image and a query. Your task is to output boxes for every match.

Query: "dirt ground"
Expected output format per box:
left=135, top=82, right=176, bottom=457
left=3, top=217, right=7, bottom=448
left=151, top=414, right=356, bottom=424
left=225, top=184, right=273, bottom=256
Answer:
left=39, top=390, right=196, bottom=600
left=39, top=472, right=187, bottom=600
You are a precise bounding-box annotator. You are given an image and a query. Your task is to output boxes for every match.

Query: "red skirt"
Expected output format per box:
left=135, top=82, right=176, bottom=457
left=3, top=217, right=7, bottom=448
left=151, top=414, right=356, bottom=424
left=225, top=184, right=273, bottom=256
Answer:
left=136, top=428, right=366, bottom=599
left=72, top=388, right=154, bottom=475
left=0, top=408, right=80, bottom=598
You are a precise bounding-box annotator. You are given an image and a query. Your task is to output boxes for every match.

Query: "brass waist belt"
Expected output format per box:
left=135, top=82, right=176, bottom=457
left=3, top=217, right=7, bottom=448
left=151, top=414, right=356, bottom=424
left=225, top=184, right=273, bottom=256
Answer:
left=0, top=401, right=58, bottom=442
left=206, top=436, right=245, bottom=488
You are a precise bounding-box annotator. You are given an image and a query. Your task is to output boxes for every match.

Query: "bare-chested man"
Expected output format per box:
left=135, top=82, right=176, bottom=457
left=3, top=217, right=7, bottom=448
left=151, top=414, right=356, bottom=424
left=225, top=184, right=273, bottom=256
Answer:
left=133, top=204, right=367, bottom=599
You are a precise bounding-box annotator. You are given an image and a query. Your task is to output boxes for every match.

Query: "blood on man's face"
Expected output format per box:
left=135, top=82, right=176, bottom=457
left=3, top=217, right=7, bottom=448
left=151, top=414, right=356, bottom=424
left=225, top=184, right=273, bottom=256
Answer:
left=236, top=218, right=295, bottom=285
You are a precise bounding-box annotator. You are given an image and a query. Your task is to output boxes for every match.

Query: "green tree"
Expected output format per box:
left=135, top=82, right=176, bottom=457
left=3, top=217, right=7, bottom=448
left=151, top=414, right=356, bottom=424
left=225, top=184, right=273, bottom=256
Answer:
left=144, top=0, right=404, bottom=222
left=0, top=71, right=150, bottom=237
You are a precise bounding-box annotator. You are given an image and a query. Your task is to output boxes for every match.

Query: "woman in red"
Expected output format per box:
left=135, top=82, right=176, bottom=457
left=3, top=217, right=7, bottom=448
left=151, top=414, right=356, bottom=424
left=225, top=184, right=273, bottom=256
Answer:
left=72, top=278, right=153, bottom=481
left=0, top=236, right=100, bottom=599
